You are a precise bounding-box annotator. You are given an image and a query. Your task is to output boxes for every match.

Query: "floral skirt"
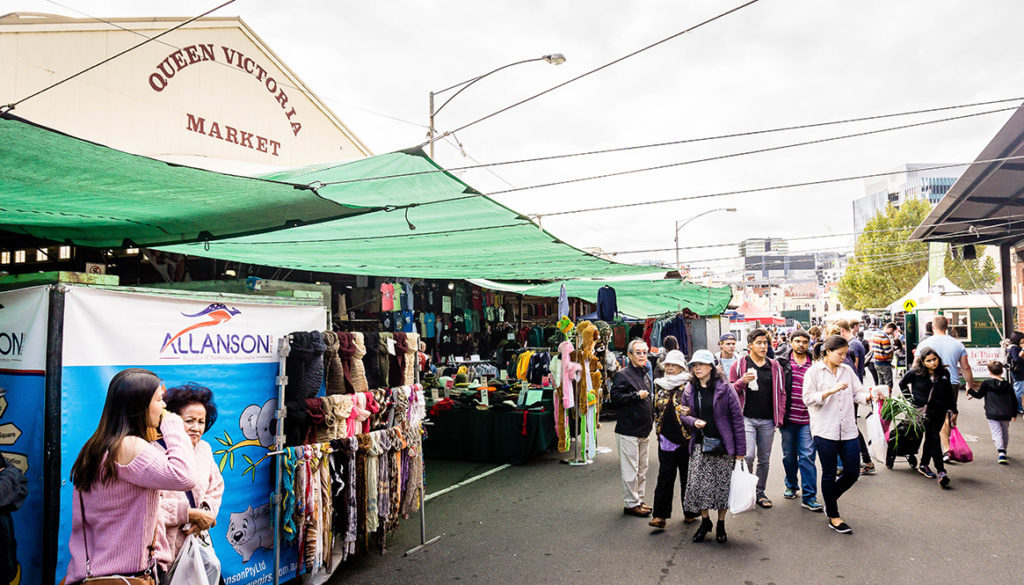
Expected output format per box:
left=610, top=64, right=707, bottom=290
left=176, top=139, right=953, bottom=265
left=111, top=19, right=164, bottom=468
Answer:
left=683, top=445, right=733, bottom=511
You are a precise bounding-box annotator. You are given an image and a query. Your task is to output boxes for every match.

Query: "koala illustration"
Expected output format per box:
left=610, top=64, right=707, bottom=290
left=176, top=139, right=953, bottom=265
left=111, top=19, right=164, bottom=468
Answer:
left=226, top=503, right=274, bottom=562
left=240, top=399, right=277, bottom=448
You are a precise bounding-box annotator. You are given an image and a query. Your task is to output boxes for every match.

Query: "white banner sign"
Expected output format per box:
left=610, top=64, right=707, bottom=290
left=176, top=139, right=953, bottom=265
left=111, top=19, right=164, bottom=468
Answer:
left=0, top=286, right=49, bottom=370
left=966, top=347, right=1003, bottom=379
left=62, top=287, right=326, bottom=366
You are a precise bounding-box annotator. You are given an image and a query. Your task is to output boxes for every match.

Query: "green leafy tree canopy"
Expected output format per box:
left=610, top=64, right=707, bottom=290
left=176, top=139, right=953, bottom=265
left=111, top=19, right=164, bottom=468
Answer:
left=837, top=198, right=998, bottom=310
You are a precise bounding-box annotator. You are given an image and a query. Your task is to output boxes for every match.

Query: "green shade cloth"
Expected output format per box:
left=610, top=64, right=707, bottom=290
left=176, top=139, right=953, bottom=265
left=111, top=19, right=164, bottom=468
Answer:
left=423, top=402, right=555, bottom=464
left=482, top=279, right=733, bottom=318
left=0, top=115, right=374, bottom=247
left=160, top=150, right=654, bottom=279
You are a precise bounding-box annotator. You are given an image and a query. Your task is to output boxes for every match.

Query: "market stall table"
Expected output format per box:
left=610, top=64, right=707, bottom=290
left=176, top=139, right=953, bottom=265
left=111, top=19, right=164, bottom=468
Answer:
left=423, top=399, right=556, bottom=464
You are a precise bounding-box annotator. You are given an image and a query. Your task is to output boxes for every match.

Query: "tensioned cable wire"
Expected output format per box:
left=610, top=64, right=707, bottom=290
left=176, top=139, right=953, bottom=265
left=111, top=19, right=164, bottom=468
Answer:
left=2, top=0, right=237, bottom=112
left=603, top=212, right=1024, bottom=256
left=40, top=0, right=430, bottom=130
left=313, top=98, right=1023, bottom=186
left=511, top=156, right=1024, bottom=217
left=660, top=229, right=1006, bottom=271
left=428, top=0, right=763, bottom=143
left=500, top=107, right=1016, bottom=199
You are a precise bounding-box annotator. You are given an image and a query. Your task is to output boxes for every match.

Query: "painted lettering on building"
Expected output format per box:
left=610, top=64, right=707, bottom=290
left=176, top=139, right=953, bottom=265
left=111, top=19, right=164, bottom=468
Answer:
left=148, top=44, right=302, bottom=136
left=186, top=113, right=281, bottom=156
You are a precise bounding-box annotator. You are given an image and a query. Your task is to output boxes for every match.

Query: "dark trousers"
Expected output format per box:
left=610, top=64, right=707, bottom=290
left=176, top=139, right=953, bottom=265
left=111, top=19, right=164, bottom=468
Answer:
left=652, top=445, right=696, bottom=519
left=920, top=412, right=947, bottom=473
left=814, top=436, right=861, bottom=519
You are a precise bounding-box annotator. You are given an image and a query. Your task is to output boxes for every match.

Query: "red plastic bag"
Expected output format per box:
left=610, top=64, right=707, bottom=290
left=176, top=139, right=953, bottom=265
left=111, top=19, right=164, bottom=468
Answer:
left=948, top=425, right=973, bottom=463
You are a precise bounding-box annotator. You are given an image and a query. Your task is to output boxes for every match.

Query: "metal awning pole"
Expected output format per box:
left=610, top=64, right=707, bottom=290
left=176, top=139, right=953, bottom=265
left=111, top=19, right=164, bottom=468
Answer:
left=1000, top=243, right=1015, bottom=337
left=272, top=335, right=291, bottom=585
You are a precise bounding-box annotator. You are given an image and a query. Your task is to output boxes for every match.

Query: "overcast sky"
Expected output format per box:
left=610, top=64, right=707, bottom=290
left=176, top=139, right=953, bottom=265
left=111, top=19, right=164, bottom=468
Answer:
left=12, top=0, right=1024, bottom=276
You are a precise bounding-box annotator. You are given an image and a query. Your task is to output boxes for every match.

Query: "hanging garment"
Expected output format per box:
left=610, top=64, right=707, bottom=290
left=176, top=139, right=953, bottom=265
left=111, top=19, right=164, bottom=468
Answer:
left=403, top=333, right=419, bottom=385
left=363, top=332, right=381, bottom=390
left=389, top=333, right=410, bottom=385
left=286, top=331, right=326, bottom=401
left=558, top=283, right=569, bottom=319
left=322, top=331, right=347, bottom=395
left=597, top=285, right=618, bottom=321
left=335, top=332, right=358, bottom=393
left=281, top=447, right=301, bottom=542
left=558, top=340, right=581, bottom=409
left=380, top=283, right=395, bottom=311
left=378, top=334, right=393, bottom=388
left=350, top=333, right=369, bottom=393
left=663, top=314, right=690, bottom=356
left=527, top=352, right=551, bottom=385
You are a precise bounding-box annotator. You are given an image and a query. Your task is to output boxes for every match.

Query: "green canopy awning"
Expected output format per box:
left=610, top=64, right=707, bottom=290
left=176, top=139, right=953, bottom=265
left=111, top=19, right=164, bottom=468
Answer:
left=0, top=115, right=375, bottom=247
left=475, top=279, right=733, bottom=318
left=160, top=150, right=654, bottom=279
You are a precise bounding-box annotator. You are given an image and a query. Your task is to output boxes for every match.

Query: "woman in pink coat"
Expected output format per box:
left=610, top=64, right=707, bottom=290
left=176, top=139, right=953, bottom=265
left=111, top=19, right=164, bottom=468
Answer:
left=156, top=383, right=224, bottom=582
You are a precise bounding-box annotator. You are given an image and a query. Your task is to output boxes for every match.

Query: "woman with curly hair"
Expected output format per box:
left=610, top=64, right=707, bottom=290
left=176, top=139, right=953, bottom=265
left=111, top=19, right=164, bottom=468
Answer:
left=156, top=383, right=224, bottom=582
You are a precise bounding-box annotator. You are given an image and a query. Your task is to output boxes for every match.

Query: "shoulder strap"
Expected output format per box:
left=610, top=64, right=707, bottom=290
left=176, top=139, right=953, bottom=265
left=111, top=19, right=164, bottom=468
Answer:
left=78, top=490, right=93, bottom=578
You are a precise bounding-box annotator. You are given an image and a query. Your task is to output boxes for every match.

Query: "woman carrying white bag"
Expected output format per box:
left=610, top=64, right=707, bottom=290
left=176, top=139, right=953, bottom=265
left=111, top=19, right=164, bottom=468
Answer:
left=679, top=350, right=746, bottom=544
left=155, top=384, right=225, bottom=584
left=802, top=336, right=883, bottom=535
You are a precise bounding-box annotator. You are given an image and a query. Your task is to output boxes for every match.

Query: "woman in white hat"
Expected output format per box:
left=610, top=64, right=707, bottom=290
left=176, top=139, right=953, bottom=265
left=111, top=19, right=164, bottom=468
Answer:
left=649, top=350, right=699, bottom=529
left=680, top=349, right=746, bottom=543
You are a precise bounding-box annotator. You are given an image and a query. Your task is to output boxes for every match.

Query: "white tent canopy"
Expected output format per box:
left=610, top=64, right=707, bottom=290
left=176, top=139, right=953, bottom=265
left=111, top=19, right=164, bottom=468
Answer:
left=886, top=275, right=962, bottom=313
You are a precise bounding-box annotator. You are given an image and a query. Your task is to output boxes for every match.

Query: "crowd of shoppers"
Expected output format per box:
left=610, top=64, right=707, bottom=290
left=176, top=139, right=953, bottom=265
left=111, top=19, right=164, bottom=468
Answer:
left=616, top=311, right=1016, bottom=541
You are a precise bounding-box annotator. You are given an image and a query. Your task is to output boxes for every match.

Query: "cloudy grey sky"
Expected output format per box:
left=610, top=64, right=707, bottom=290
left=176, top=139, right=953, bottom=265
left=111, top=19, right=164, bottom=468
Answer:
left=12, top=0, right=1024, bottom=276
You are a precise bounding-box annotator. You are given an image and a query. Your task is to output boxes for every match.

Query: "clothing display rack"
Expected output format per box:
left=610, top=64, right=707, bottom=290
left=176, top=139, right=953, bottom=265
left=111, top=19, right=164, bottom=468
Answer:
left=270, top=333, right=438, bottom=585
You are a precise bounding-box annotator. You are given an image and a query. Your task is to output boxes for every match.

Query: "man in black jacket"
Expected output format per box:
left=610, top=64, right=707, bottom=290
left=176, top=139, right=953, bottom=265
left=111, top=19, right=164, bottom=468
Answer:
left=612, top=338, right=655, bottom=517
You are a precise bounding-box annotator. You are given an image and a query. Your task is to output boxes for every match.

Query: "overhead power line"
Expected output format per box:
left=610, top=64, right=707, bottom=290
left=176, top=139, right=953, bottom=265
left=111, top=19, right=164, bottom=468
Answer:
left=427, top=0, right=763, bottom=143
left=2, top=0, right=237, bottom=112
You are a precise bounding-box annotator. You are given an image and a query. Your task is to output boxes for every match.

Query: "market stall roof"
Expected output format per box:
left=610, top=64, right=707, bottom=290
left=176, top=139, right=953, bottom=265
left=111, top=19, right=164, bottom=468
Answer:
left=732, top=301, right=784, bottom=325
left=0, top=115, right=375, bottom=247
left=885, top=274, right=962, bottom=313
left=471, top=279, right=732, bottom=318
left=159, top=151, right=655, bottom=279
left=911, top=106, right=1024, bottom=247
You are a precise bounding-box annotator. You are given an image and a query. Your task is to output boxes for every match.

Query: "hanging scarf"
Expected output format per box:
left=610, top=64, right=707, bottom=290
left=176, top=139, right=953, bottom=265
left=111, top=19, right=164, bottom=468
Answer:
left=334, top=331, right=357, bottom=393
left=322, top=331, right=347, bottom=395
left=350, top=332, right=369, bottom=393
left=389, top=333, right=410, bottom=385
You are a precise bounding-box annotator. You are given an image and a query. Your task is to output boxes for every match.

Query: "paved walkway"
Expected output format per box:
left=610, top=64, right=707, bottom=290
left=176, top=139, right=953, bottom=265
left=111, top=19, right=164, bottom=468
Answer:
left=329, top=398, right=1024, bottom=584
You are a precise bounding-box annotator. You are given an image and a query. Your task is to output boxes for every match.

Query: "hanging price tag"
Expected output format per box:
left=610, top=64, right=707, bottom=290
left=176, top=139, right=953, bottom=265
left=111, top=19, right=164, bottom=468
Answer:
left=430, top=386, right=440, bottom=401
left=387, top=338, right=396, bottom=355
left=507, top=333, right=515, bottom=340
left=480, top=387, right=490, bottom=407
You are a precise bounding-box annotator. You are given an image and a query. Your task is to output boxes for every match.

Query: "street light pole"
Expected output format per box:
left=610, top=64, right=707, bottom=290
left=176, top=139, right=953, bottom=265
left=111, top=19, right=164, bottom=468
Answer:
left=674, top=207, right=737, bottom=273
left=428, top=53, right=565, bottom=159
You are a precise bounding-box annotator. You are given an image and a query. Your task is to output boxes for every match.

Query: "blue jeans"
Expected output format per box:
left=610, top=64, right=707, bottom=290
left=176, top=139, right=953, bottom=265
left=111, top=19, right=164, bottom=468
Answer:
left=744, top=417, right=775, bottom=498
left=814, top=436, right=861, bottom=520
left=1013, top=380, right=1024, bottom=413
left=780, top=423, right=817, bottom=502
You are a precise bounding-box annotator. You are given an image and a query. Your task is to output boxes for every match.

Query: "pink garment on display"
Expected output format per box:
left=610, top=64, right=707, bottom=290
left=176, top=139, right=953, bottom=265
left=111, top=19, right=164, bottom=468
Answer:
left=559, top=340, right=581, bottom=409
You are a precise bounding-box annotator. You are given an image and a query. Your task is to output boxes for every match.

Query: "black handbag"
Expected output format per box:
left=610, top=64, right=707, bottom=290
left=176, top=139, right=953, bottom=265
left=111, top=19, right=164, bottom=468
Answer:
left=695, top=389, right=726, bottom=455
left=701, top=436, right=727, bottom=456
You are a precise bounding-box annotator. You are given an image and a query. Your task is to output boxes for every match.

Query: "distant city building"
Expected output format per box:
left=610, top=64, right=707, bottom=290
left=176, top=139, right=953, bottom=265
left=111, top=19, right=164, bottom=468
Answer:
left=852, top=164, right=967, bottom=234
left=739, top=238, right=789, bottom=257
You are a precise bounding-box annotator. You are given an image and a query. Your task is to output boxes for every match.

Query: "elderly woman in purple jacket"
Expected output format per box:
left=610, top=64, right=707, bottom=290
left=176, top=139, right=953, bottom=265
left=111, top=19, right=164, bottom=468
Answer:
left=680, top=349, right=746, bottom=544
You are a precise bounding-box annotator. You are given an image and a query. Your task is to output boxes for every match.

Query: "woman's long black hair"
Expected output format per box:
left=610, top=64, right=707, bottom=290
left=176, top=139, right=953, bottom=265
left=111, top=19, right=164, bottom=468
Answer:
left=71, top=368, right=162, bottom=491
left=911, top=347, right=947, bottom=377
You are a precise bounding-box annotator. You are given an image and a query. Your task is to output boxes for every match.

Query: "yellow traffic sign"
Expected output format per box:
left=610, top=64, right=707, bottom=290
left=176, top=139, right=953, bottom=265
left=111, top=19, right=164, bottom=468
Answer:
left=903, top=299, right=917, bottom=312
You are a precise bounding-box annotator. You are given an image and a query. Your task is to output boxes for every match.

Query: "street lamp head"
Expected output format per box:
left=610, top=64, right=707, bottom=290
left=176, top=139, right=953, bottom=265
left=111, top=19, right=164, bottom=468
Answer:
left=542, top=53, right=567, bottom=65
left=726, top=208, right=737, bottom=212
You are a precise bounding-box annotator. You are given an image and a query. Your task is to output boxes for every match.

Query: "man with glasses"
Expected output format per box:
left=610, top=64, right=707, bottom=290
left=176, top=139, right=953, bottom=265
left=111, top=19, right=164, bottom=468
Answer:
left=611, top=339, right=656, bottom=517
left=729, top=328, right=787, bottom=509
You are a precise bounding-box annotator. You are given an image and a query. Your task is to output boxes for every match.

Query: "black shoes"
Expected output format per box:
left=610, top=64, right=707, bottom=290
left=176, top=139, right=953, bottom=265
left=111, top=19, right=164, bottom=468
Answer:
left=692, top=518, right=713, bottom=542
left=828, top=520, right=853, bottom=534
left=715, top=520, right=727, bottom=543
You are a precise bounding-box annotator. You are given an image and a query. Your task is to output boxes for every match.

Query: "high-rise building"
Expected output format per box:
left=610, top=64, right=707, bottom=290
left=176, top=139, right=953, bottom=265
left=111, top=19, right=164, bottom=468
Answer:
left=738, top=238, right=789, bottom=257
left=852, top=164, right=967, bottom=233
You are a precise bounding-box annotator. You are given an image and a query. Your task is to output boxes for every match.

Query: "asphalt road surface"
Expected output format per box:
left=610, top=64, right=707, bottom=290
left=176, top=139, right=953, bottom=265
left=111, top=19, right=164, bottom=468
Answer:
left=329, top=396, right=1024, bottom=585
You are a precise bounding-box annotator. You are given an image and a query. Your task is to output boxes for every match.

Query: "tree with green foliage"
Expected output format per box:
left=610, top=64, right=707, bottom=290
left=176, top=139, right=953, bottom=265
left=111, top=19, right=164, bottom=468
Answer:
left=837, top=198, right=998, bottom=310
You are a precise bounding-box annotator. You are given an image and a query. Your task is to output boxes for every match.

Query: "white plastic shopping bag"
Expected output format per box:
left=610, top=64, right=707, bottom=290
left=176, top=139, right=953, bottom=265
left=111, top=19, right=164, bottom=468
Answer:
left=728, top=459, right=757, bottom=514
left=167, top=534, right=211, bottom=585
left=864, top=400, right=888, bottom=463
